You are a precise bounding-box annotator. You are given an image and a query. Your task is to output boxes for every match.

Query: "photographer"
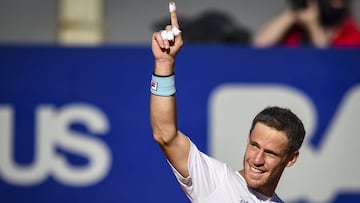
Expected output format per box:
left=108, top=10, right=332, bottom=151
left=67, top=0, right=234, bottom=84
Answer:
left=253, top=0, right=360, bottom=48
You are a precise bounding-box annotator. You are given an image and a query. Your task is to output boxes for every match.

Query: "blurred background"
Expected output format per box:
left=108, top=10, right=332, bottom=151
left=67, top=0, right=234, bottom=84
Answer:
left=0, top=0, right=358, bottom=45
left=1, top=1, right=360, bottom=203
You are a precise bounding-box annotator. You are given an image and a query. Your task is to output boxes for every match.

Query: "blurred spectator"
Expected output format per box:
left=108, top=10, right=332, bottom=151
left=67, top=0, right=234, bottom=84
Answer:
left=153, top=10, right=251, bottom=44
left=253, top=0, right=360, bottom=48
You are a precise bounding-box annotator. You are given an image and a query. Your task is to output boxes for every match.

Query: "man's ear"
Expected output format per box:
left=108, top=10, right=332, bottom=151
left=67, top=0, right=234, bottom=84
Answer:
left=286, top=150, right=299, bottom=167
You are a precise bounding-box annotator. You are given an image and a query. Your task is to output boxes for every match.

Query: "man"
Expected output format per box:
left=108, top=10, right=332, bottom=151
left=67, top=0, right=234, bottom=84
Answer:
left=150, top=2, right=306, bottom=202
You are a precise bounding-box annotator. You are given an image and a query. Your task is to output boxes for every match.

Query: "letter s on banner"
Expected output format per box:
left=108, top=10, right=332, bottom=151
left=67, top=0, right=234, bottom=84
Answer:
left=0, top=103, right=111, bottom=187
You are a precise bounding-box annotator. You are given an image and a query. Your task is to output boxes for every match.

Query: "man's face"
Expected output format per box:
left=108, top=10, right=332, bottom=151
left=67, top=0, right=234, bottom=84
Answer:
left=242, top=122, right=298, bottom=196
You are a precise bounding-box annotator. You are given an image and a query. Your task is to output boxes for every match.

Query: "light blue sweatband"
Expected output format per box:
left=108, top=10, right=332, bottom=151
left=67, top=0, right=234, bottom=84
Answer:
left=150, top=74, right=176, bottom=96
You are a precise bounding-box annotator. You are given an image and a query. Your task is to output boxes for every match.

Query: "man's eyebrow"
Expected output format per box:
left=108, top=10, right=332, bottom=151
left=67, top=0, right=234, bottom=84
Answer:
left=249, top=139, right=259, bottom=146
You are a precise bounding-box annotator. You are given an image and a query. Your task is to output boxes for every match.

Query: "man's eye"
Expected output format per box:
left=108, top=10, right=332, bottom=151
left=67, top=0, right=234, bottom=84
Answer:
left=265, top=152, right=277, bottom=158
left=250, top=143, right=259, bottom=149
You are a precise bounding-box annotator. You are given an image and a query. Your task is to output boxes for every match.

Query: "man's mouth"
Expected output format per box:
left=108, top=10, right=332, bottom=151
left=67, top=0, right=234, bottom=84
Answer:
left=250, top=166, right=264, bottom=174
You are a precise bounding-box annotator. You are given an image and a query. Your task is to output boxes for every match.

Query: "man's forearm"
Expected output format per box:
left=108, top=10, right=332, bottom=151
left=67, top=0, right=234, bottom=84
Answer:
left=150, top=61, right=178, bottom=145
left=150, top=93, right=178, bottom=145
left=253, top=9, right=296, bottom=47
left=305, top=22, right=329, bottom=48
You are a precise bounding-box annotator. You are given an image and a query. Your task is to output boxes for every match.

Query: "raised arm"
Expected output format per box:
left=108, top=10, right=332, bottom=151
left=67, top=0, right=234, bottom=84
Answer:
left=150, top=2, right=190, bottom=177
left=252, top=8, right=297, bottom=47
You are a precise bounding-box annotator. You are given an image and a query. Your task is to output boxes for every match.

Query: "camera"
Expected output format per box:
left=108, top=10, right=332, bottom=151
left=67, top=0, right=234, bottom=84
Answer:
left=287, top=0, right=308, bottom=10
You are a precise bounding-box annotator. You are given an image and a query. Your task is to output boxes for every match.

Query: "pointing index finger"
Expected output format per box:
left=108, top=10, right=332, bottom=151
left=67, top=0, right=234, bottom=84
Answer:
left=169, top=2, right=179, bottom=28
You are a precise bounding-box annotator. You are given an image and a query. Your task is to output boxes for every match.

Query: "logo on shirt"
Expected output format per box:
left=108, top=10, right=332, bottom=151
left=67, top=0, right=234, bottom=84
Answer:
left=239, top=197, right=249, bottom=203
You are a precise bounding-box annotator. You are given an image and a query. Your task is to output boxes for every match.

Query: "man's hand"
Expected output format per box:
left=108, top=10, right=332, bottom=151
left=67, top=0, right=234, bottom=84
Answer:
left=152, top=2, right=183, bottom=74
left=296, top=0, right=320, bottom=28
left=295, top=0, right=329, bottom=47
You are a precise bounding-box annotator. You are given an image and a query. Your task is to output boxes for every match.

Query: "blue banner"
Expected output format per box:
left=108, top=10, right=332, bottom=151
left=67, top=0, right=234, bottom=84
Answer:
left=0, top=45, right=359, bottom=203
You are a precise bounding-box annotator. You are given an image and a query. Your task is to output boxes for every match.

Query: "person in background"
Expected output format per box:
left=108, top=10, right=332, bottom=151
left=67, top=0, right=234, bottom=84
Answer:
left=253, top=0, right=360, bottom=48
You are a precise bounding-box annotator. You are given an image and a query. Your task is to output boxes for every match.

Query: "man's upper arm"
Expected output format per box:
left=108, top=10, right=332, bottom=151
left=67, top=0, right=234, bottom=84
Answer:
left=160, top=131, right=190, bottom=177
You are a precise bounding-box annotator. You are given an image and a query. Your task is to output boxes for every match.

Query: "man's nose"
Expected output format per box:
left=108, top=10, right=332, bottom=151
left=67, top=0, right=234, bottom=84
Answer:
left=253, top=150, right=265, bottom=165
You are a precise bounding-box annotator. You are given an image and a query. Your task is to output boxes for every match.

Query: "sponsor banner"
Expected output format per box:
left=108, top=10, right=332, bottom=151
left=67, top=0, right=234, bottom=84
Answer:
left=0, top=45, right=359, bottom=202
